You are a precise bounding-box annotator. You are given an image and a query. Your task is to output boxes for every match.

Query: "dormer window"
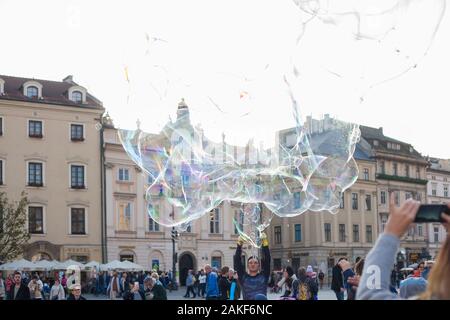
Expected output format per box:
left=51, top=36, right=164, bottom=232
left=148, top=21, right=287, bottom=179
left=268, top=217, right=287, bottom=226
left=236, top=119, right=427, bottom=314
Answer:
left=23, top=81, right=43, bottom=99
left=373, top=140, right=379, bottom=146
left=0, top=78, right=4, bottom=95
left=68, top=86, right=87, bottom=104
left=26, top=86, right=39, bottom=98
left=72, top=91, right=82, bottom=103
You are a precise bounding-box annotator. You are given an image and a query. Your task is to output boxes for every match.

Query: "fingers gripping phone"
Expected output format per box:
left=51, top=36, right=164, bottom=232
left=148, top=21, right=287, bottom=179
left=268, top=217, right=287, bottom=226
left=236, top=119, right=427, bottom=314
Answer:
left=414, top=204, right=450, bottom=223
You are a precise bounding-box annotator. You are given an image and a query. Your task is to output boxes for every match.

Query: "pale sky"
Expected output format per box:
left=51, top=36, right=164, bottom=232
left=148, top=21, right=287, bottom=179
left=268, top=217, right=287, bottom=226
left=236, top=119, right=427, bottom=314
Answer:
left=1, top=0, right=449, bottom=158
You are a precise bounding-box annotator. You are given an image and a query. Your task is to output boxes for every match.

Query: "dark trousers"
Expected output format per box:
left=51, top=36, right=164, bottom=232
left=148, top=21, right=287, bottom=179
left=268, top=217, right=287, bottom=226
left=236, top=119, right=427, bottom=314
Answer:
left=335, top=291, right=345, bottom=300
left=199, top=283, right=206, bottom=297
left=184, top=285, right=196, bottom=297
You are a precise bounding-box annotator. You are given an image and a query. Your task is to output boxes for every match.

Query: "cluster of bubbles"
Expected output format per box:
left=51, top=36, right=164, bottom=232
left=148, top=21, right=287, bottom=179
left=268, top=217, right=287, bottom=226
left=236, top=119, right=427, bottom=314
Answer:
left=118, top=0, right=445, bottom=247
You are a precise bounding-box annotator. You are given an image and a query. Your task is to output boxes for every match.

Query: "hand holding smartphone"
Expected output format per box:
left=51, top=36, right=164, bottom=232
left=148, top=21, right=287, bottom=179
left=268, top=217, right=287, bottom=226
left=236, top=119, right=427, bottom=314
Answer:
left=414, top=204, right=450, bottom=223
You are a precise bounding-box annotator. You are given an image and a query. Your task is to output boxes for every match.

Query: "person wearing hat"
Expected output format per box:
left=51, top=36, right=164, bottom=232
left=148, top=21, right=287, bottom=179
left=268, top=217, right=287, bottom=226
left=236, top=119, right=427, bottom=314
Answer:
left=233, top=232, right=271, bottom=300
left=67, top=284, right=86, bottom=300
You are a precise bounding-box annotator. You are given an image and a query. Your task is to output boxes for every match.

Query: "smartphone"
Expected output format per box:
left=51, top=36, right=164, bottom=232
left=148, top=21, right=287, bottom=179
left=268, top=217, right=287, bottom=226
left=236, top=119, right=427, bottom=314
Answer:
left=414, top=204, right=450, bottom=223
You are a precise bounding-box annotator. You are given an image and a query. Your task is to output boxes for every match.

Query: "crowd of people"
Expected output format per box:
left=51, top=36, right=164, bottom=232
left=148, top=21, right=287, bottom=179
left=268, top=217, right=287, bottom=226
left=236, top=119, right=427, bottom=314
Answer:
left=0, top=268, right=172, bottom=300
left=1, top=198, right=449, bottom=301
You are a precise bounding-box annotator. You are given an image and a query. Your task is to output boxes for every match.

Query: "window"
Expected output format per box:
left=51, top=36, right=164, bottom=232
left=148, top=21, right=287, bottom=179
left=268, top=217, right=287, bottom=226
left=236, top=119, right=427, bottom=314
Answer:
left=373, top=140, right=379, bottom=146
left=71, top=256, right=88, bottom=264
left=352, top=193, right=358, bottom=210
left=381, top=215, right=387, bottom=232
left=71, top=208, right=86, bottom=235
left=72, top=91, right=83, bottom=103
left=339, top=192, right=345, bottom=209
left=120, top=255, right=134, bottom=262
left=211, top=257, right=222, bottom=269
left=71, top=165, right=85, bottom=189
left=417, top=224, right=423, bottom=237
left=432, top=183, right=437, bottom=197
left=71, top=124, right=84, bottom=141
left=209, top=208, right=220, bottom=234
left=381, top=191, right=386, bottom=205
left=0, top=117, right=3, bottom=136
left=431, top=176, right=436, bottom=181
left=28, top=162, right=43, bottom=186
left=274, top=226, right=282, bottom=244
left=149, top=217, right=160, bottom=232
left=185, top=222, right=192, bottom=233
left=416, top=166, right=420, bottom=179
left=182, top=174, right=190, bottom=186
left=28, top=120, right=43, bottom=138
left=405, top=165, right=410, bottom=178
left=294, top=192, right=301, bottom=209
left=445, top=177, right=448, bottom=182
left=339, top=224, right=346, bottom=242
left=294, top=224, right=302, bottom=242
left=353, top=225, right=360, bottom=242
left=434, top=226, right=439, bottom=242
left=324, top=223, right=331, bottom=242
left=0, top=159, right=3, bottom=185
left=118, top=202, right=132, bottom=231
left=273, top=259, right=282, bottom=271
left=234, top=210, right=244, bottom=235
left=444, top=185, right=449, bottom=198
left=363, top=168, right=369, bottom=181
left=366, top=225, right=373, bottom=243
left=26, top=86, right=38, bottom=98
left=365, top=195, right=371, bottom=211
left=417, top=193, right=422, bottom=202
left=118, top=168, right=130, bottom=181
left=394, top=191, right=400, bottom=206
left=28, top=206, right=44, bottom=234
left=393, top=163, right=398, bottom=176
left=380, top=161, right=385, bottom=174
left=405, top=192, right=412, bottom=200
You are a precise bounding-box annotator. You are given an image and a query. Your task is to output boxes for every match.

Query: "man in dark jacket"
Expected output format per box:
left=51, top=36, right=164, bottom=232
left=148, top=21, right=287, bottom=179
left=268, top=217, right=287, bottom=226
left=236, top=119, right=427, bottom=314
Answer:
left=218, top=266, right=230, bottom=300
left=233, top=232, right=271, bottom=300
left=7, top=272, right=31, bottom=300
left=331, top=258, right=346, bottom=300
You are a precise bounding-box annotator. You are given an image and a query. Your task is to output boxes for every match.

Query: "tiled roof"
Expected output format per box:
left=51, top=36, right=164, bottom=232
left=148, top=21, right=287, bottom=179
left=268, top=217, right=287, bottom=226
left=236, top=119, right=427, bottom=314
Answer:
left=360, top=125, right=424, bottom=159
left=0, top=74, right=103, bottom=110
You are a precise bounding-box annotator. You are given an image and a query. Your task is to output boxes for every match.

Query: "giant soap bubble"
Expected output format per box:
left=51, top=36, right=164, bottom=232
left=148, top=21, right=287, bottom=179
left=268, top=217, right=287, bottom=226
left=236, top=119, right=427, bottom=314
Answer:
left=292, top=0, right=446, bottom=95
left=117, top=0, right=443, bottom=247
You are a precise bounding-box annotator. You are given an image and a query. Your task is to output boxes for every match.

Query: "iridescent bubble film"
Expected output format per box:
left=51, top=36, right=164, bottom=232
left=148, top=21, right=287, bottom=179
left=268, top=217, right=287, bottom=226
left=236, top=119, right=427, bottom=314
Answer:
left=117, top=0, right=444, bottom=247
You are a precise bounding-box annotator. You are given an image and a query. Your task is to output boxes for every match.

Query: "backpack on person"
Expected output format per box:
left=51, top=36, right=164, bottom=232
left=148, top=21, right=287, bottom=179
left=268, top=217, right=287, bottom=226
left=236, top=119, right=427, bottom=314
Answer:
left=297, top=281, right=312, bottom=301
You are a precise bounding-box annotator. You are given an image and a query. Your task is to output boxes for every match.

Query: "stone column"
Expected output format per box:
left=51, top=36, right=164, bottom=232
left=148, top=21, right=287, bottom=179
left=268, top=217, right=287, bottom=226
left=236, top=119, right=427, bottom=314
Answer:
left=135, top=166, right=145, bottom=238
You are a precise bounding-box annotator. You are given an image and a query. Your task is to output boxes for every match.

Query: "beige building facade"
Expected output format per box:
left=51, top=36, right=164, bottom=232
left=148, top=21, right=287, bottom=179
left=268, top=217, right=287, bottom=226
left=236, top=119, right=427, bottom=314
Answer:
left=426, top=158, right=450, bottom=258
left=0, top=75, right=104, bottom=263
left=360, top=126, right=429, bottom=266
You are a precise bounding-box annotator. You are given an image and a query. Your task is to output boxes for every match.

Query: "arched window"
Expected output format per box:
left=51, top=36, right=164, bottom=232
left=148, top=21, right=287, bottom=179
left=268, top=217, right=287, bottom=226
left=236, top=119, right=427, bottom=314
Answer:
left=26, top=86, right=39, bottom=98
left=72, top=91, right=82, bottom=103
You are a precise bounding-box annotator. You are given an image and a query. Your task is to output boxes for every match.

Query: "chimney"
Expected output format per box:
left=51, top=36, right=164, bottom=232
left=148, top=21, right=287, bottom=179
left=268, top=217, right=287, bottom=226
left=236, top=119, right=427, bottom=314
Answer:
left=63, top=75, right=74, bottom=83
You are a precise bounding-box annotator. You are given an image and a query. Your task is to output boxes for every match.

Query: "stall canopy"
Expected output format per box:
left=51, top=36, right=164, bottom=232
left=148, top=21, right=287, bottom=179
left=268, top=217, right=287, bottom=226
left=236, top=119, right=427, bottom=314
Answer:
left=0, top=259, right=43, bottom=271
left=52, top=259, right=85, bottom=270
left=121, top=260, right=145, bottom=271
left=34, top=260, right=58, bottom=271
left=100, top=260, right=127, bottom=272
left=84, top=261, right=101, bottom=270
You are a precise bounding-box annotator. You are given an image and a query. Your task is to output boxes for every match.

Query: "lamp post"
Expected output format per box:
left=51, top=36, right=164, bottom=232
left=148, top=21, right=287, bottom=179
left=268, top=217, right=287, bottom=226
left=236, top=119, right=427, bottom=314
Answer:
left=171, top=227, right=178, bottom=290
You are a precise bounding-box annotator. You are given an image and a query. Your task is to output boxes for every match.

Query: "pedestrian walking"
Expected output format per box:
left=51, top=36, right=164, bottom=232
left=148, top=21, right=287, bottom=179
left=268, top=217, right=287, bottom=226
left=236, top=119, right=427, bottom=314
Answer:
left=184, top=270, right=196, bottom=298
left=205, top=265, right=219, bottom=300
left=6, top=272, right=30, bottom=300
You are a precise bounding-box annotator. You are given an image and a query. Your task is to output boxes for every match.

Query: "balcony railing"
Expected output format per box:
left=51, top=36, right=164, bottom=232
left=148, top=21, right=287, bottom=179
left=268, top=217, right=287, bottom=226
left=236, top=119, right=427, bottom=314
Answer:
left=376, top=173, right=428, bottom=185
left=29, top=133, right=43, bottom=138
